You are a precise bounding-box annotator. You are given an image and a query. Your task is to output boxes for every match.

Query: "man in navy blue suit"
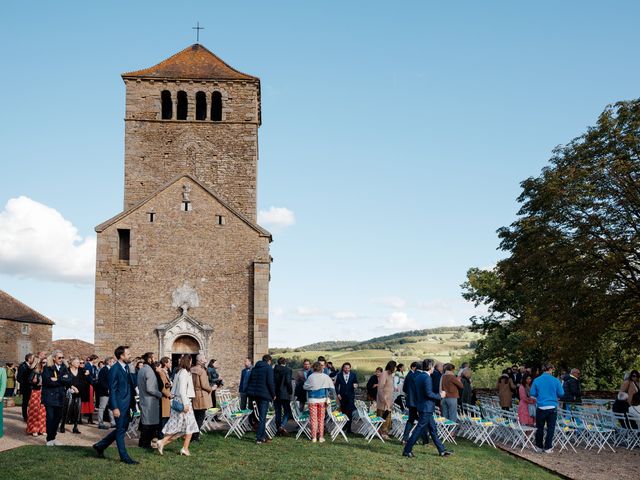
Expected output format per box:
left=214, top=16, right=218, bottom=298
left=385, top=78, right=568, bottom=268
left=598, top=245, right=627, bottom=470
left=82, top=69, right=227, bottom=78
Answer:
left=402, top=359, right=453, bottom=458
left=402, top=361, right=428, bottom=445
left=93, top=346, right=138, bottom=465
left=335, top=362, right=358, bottom=433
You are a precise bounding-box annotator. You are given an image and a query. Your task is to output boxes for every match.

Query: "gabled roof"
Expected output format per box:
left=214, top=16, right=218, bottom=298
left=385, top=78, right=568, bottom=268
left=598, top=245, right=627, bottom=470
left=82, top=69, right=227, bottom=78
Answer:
left=0, top=289, right=55, bottom=325
left=95, top=174, right=272, bottom=241
left=122, top=44, right=259, bottom=81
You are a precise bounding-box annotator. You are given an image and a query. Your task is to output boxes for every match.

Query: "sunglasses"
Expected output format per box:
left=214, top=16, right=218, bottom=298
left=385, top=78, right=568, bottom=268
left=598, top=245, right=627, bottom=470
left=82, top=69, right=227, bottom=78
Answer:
left=56, top=356, right=64, bottom=359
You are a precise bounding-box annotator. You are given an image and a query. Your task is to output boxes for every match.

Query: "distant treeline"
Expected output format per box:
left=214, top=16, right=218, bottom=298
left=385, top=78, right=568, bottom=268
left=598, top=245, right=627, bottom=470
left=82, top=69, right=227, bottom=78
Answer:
left=270, top=326, right=470, bottom=354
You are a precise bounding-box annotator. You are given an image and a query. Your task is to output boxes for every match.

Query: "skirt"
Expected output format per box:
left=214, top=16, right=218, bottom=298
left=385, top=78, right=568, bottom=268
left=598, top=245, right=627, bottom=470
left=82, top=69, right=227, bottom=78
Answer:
left=162, top=401, right=199, bottom=436
left=81, top=385, right=95, bottom=414
left=26, top=389, right=47, bottom=434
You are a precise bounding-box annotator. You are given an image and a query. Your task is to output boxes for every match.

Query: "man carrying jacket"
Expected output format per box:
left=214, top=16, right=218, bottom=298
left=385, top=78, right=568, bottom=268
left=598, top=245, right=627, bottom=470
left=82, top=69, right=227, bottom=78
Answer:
left=402, top=359, right=453, bottom=458
left=246, top=354, right=275, bottom=445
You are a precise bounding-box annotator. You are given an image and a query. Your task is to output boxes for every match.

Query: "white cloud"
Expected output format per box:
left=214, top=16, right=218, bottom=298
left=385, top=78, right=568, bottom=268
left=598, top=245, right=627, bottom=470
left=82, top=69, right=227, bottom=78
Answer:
left=258, top=206, right=295, bottom=231
left=383, top=311, right=418, bottom=330
left=295, top=306, right=321, bottom=316
left=0, top=197, right=95, bottom=284
left=375, top=296, right=407, bottom=309
left=53, top=317, right=94, bottom=342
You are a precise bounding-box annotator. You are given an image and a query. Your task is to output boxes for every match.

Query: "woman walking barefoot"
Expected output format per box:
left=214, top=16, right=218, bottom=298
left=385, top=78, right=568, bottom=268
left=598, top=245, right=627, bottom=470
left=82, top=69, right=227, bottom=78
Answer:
left=157, top=355, right=198, bottom=456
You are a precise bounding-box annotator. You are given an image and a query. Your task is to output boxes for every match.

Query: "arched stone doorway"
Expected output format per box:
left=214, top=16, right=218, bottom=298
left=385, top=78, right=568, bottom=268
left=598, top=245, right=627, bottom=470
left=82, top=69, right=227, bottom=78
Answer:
left=171, top=335, right=201, bottom=371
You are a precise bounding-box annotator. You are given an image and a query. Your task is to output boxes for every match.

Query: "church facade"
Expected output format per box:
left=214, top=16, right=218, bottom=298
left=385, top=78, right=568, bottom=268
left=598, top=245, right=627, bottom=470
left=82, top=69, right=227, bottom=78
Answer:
left=94, top=44, right=271, bottom=379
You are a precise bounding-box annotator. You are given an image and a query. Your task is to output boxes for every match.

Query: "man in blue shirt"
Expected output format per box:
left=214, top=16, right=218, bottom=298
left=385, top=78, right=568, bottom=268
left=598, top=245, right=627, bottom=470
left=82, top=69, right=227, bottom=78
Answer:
left=530, top=363, right=565, bottom=453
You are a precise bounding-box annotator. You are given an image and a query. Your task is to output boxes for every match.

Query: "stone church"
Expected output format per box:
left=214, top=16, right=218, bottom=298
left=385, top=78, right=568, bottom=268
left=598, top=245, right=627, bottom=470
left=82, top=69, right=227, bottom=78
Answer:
left=94, top=44, right=271, bottom=379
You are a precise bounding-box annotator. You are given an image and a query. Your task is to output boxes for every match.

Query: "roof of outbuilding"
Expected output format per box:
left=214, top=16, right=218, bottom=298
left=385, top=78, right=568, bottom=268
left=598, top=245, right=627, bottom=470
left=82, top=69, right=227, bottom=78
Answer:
left=122, top=43, right=259, bottom=81
left=0, top=289, right=55, bottom=325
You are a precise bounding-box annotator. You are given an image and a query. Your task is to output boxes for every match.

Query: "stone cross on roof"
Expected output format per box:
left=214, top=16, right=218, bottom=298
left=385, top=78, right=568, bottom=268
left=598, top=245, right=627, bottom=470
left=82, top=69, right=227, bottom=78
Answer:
left=192, top=22, right=204, bottom=43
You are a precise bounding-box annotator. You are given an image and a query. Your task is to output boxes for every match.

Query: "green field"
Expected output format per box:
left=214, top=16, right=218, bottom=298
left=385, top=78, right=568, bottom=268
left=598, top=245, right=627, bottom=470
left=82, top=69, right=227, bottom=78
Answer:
left=0, top=433, right=559, bottom=480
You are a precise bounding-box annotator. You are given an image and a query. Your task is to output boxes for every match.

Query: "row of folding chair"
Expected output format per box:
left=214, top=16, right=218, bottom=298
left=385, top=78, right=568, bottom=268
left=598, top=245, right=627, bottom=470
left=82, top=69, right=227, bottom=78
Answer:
left=220, top=398, right=253, bottom=439
left=352, top=400, right=385, bottom=443
left=458, top=404, right=497, bottom=448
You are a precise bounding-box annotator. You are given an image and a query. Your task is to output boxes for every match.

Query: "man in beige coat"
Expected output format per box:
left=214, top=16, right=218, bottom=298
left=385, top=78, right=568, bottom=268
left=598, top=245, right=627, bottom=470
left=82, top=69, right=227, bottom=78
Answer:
left=191, top=354, right=214, bottom=441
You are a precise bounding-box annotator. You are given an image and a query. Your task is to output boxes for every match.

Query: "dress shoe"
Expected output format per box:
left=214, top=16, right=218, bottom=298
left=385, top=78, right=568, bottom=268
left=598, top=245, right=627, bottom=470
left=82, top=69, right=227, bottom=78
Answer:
left=402, top=452, right=415, bottom=458
left=439, top=450, right=454, bottom=457
left=121, top=458, right=139, bottom=465
left=72, top=428, right=81, bottom=434
left=98, top=424, right=108, bottom=430
left=92, top=444, right=105, bottom=458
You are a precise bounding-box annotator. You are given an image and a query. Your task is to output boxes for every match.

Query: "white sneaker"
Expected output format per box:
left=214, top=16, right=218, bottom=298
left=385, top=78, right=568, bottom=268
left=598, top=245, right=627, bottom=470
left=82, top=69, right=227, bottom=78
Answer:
left=533, top=446, right=543, bottom=453
left=53, top=439, right=65, bottom=446
left=543, top=448, right=554, bottom=454
left=46, top=440, right=55, bottom=447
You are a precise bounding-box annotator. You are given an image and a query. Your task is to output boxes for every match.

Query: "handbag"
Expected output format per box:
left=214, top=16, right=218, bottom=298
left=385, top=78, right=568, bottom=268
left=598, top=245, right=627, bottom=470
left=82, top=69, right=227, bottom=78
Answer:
left=528, top=403, right=536, bottom=417
left=171, top=398, right=184, bottom=412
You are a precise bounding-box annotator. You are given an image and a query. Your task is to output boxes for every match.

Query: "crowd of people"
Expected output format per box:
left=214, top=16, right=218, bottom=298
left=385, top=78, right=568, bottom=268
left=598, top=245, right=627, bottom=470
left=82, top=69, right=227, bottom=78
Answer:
left=1, top=350, right=639, bottom=462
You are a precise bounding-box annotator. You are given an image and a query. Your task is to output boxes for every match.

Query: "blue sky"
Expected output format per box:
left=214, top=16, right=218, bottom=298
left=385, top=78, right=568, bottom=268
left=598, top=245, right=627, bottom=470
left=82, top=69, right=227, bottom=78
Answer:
left=1, top=1, right=639, bottom=346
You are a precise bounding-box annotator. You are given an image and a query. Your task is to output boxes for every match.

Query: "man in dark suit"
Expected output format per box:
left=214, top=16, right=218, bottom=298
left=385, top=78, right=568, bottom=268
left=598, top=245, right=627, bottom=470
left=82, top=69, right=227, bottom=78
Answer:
left=402, top=361, right=428, bottom=444
left=273, top=357, right=293, bottom=435
left=96, top=357, right=116, bottom=429
left=17, top=353, right=34, bottom=422
left=93, top=346, right=138, bottom=465
left=561, top=368, right=582, bottom=407
left=402, top=359, right=453, bottom=458
left=431, top=362, right=443, bottom=408
left=42, top=350, right=71, bottom=446
left=246, top=354, right=275, bottom=444
left=335, top=362, right=358, bottom=433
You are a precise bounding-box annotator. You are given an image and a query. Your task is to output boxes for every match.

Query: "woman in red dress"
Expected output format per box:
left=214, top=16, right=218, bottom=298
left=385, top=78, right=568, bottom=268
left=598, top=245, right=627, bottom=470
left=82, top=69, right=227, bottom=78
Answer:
left=26, top=358, right=47, bottom=436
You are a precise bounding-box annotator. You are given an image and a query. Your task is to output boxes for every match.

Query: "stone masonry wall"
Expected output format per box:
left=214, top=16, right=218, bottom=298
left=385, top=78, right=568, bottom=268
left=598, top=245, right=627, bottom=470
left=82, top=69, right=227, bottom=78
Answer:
left=0, top=320, right=52, bottom=365
left=94, top=177, right=270, bottom=388
left=123, top=79, right=260, bottom=222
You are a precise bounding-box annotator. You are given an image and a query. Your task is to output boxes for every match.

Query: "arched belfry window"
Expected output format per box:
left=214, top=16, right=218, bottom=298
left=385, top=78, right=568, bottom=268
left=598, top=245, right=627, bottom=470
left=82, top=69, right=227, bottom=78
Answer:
left=161, top=90, right=172, bottom=119
left=195, top=91, right=207, bottom=121
left=177, top=91, right=188, bottom=120
left=211, top=91, right=222, bottom=122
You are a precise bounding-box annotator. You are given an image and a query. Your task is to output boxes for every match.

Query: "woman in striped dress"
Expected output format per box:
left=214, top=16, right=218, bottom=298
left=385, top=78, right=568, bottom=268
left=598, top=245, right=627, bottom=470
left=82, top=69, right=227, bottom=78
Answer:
left=26, top=358, right=47, bottom=436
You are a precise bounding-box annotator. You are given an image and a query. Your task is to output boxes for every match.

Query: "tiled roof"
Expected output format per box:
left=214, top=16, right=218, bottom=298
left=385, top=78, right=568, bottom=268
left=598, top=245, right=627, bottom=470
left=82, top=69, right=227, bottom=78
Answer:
left=0, top=290, right=55, bottom=325
left=51, top=339, right=95, bottom=360
left=122, top=44, right=259, bottom=81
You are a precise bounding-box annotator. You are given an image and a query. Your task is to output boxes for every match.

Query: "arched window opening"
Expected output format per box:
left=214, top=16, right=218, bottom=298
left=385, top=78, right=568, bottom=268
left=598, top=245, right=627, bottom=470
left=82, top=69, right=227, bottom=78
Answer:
left=161, top=90, right=172, bottom=119
left=177, top=91, right=188, bottom=120
left=195, top=91, right=207, bottom=121
left=211, top=91, right=222, bottom=121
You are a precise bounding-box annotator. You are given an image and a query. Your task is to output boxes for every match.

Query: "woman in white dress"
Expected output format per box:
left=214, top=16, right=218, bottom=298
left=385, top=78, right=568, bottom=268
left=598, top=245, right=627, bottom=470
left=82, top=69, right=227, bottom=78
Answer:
left=157, top=355, right=199, bottom=456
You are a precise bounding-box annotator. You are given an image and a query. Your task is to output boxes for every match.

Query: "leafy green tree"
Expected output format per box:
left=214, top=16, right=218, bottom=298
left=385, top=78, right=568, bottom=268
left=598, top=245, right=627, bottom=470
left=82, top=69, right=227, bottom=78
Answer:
left=463, top=100, right=640, bottom=387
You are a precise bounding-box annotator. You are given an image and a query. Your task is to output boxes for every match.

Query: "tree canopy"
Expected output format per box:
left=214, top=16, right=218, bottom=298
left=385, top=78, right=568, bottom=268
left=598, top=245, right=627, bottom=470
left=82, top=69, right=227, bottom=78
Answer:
left=462, top=99, right=640, bottom=388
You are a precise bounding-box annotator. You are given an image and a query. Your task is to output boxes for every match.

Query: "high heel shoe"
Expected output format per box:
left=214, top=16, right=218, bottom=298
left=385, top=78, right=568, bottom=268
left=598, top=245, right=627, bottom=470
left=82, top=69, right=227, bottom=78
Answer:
left=180, top=448, right=191, bottom=456
left=157, top=440, right=164, bottom=456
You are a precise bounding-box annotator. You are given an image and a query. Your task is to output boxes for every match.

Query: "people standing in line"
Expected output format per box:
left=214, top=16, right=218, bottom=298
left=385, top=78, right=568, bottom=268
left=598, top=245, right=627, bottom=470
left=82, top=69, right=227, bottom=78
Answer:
left=246, top=354, right=275, bottom=445
left=137, top=352, right=163, bottom=449
left=335, top=362, right=358, bottom=434
left=42, top=350, right=71, bottom=446
left=497, top=369, right=516, bottom=410
left=0, top=363, right=6, bottom=438
left=5, top=363, right=16, bottom=397
left=81, top=354, right=99, bottom=424
left=239, top=357, right=253, bottom=410
left=460, top=368, right=473, bottom=406
left=402, top=358, right=452, bottom=458
left=366, top=367, right=382, bottom=402
left=561, top=368, right=582, bottom=408
left=530, top=363, right=564, bottom=454
left=517, top=374, right=536, bottom=426
left=620, top=370, right=640, bottom=405
left=393, top=363, right=406, bottom=410
left=96, top=357, right=116, bottom=430
left=26, top=357, right=47, bottom=436
left=191, top=354, right=213, bottom=442
left=92, top=346, right=138, bottom=464
left=376, top=361, right=396, bottom=440
left=17, top=353, right=35, bottom=422
left=207, top=359, right=221, bottom=408
left=431, top=362, right=444, bottom=408
left=294, top=359, right=312, bottom=409
left=303, top=361, right=335, bottom=443
left=402, top=361, right=428, bottom=445
left=273, top=357, right=293, bottom=435
left=441, top=363, right=463, bottom=424
left=156, top=357, right=173, bottom=435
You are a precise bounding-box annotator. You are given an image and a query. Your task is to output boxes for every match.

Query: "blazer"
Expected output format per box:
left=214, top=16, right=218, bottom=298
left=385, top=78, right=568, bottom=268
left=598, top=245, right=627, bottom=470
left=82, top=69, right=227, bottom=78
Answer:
left=239, top=366, right=252, bottom=394
left=376, top=371, right=394, bottom=411
left=273, top=365, right=293, bottom=401
left=246, top=361, right=275, bottom=401
left=137, top=364, right=162, bottom=425
left=41, top=364, right=72, bottom=407
left=414, top=371, right=441, bottom=413
left=431, top=369, right=442, bottom=395
left=403, top=370, right=418, bottom=408
left=96, top=366, right=110, bottom=397
left=335, top=371, right=358, bottom=400
left=108, top=362, right=136, bottom=412
left=191, top=364, right=213, bottom=410
left=561, top=376, right=582, bottom=403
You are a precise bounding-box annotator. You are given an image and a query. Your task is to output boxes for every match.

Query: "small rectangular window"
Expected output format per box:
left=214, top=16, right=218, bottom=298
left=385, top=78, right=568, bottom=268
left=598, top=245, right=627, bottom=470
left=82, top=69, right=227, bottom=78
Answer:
left=21, top=324, right=30, bottom=335
left=182, top=201, right=191, bottom=212
left=147, top=212, right=155, bottom=222
left=215, top=215, right=226, bottom=225
left=118, top=228, right=130, bottom=262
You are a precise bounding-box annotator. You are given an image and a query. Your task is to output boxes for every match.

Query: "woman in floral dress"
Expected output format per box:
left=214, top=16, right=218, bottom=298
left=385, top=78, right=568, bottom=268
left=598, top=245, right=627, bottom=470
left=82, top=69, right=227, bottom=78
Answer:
left=26, top=358, right=47, bottom=436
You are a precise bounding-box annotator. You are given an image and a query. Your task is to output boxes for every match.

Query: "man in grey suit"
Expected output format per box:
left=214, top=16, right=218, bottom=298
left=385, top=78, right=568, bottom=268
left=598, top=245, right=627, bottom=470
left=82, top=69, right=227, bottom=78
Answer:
left=137, top=352, right=163, bottom=449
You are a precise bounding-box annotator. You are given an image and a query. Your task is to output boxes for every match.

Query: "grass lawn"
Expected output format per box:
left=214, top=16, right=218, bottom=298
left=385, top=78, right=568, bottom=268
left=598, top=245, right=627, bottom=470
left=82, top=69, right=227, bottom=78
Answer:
left=0, top=432, right=559, bottom=480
